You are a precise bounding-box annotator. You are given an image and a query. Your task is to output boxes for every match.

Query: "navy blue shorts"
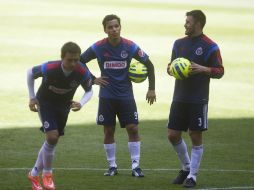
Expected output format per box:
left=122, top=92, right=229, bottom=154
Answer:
left=97, top=98, right=139, bottom=128
left=38, top=102, right=70, bottom=136
left=167, top=101, right=208, bottom=131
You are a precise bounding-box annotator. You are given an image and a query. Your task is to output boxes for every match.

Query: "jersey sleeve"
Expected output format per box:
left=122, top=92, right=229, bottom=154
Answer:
left=31, top=62, right=48, bottom=79
left=132, top=46, right=149, bottom=63
left=80, top=46, right=97, bottom=64
left=80, top=68, right=93, bottom=92
left=206, top=44, right=224, bottom=79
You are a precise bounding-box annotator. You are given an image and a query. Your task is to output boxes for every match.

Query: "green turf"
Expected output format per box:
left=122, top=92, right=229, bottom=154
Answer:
left=0, top=0, right=254, bottom=189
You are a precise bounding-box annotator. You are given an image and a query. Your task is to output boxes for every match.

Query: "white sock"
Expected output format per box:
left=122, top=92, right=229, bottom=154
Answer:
left=104, top=143, right=117, bottom=168
left=187, top=145, right=204, bottom=181
left=31, top=145, right=44, bottom=176
left=128, top=141, right=140, bottom=169
left=172, top=139, right=190, bottom=171
left=42, top=141, right=56, bottom=174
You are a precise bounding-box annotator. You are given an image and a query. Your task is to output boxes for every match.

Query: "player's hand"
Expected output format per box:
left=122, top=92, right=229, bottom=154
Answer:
left=93, top=76, right=109, bottom=87
left=167, top=63, right=173, bottom=76
left=29, top=98, right=39, bottom=112
left=146, top=90, right=156, bottom=105
left=189, top=62, right=211, bottom=75
left=70, top=101, right=82, bottom=112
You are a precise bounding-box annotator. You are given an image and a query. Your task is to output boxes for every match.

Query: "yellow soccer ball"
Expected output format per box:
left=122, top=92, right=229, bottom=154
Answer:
left=129, top=62, right=148, bottom=83
left=169, top=57, right=191, bottom=80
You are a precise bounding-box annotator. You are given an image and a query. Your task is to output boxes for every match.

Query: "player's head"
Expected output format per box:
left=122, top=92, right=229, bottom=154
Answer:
left=185, top=10, right=206, bottom=37
left=61, top=42, right=81, bottom=71
left=102, top=14, right=121, bottom=40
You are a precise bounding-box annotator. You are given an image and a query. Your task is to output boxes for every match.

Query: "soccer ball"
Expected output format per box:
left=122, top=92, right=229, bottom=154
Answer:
left=129, top=62, right=148, bottom=83
left=169, top=57, right=191, bottom=80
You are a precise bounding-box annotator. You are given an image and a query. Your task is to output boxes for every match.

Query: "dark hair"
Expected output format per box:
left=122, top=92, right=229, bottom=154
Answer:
left=186, top=10, right=206, bottom=28
left=102, top=14, right=121, bottom=29
left=61, top=42, right=81, bottom=58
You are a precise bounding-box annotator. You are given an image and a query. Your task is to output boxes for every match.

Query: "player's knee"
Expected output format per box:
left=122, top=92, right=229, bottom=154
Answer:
left=46, top=130, right=59, bottom=145
left=168, top=130, right=181, bottom=144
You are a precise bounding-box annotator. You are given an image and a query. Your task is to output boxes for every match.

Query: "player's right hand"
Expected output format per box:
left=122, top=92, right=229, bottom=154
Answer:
left=167, top=63, right=172, bottom=76
left=93, top=76, right=109, bottom=87
left=29, top=98, right=39, bottom=112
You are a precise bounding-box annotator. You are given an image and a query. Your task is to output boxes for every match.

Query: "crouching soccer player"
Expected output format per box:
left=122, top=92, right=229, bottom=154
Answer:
left=27, top=42, right=93, bottom=190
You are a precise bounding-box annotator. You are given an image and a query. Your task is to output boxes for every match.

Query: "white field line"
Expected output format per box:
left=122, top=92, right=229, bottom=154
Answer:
left=0, top=168, right=254, bottom=173
left=196, top=187, right=254, bottom=190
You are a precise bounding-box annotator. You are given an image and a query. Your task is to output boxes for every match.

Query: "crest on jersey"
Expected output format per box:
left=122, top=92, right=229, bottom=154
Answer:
left=98, top=114, right=104, bottom=122
left=43, top=121, right=50, bottom=129
left=138, top=49, right=145, bottom=57
left=121, top=50, right=128, bottom=58
left=195, top=47, right=203, bottom=55
left=70, top=80, right=78, bottom=88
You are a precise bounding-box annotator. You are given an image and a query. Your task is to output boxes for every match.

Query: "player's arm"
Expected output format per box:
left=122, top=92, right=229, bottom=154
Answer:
left=27, top=68, right=40, bottom=112
left=71, top=72, right=94, bottom=112
left=167, top=49, right=177, bottom=76
left=80, top=47, right=109, bottom=87
left=71, top=89, right=93, bottom=112
left=133, top=49, right=156, bottom=105
left=190, top=47, right=224, bottom=78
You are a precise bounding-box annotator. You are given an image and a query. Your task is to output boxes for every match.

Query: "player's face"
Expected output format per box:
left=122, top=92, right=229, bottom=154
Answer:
left=62, top=52, right=80, bottom=71
left=104, top=19, right=121, bottom=40
left=184, top=16, right=198, bottom=37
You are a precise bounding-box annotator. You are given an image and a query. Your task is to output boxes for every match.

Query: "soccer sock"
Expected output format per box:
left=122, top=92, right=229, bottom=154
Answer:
left=128, top=141, right=140, bottom=169
left=188, top=145, right=204, bottom=181
left=104, top=143, right=117, bottom=168
left=42, top=141, right=56, bottom=174
left=31, top=145, right=44, bottom=176
left=172, top=139, right=190, bottom=171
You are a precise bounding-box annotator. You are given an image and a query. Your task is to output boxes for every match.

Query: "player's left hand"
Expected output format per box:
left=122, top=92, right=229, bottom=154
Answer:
left=146, top=90, right=156, bottom=105
left=70, top=101, right=82, bottom=112
left=189, top=62, right=211, bottom=75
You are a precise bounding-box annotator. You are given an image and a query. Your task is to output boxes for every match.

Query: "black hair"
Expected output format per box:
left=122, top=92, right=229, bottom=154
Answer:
left=102, top=14, right=121, bottom=29
left=61, top=42, right=81, bottom=58
left=186, top=10, right=206, bottom=28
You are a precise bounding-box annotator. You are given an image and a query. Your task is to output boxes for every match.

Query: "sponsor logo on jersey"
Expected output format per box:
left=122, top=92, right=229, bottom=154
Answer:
left=195, top=47, right=203, bottom=55
left=138, top=49, right=145, bottom=57
left=48, top=85, right=72, bottom=94
left=104, top=61, right=127, bottom=69
left=121, top=50, right=128, bottom=58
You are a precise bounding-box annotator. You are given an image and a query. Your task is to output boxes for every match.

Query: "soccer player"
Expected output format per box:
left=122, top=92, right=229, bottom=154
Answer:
left=167, top=10, right=224, bottom=188
left=27, top=42, right=93, bottom=190
left=80, top=14, right=156, bottom=177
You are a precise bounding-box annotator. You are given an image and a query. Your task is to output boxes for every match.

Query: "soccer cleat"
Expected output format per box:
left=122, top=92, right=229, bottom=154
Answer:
left=183, top=177, right=196, bottom=188
left=104, top=167, right=118, bottom=176
left=132, top=167, right=144, bottom=177
left=42, top=173, right=56, bottom=190
left=172, top=170, right=190, bottom=184
left=28, top=172, right=43, bottom=190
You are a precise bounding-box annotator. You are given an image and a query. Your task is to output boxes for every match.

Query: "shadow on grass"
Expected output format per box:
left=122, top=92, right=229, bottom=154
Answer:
left=0, top=118, right=254, bottom=190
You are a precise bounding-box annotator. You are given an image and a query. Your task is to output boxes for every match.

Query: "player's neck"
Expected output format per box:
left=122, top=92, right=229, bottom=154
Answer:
left=108, top=37, right=121, bottom=46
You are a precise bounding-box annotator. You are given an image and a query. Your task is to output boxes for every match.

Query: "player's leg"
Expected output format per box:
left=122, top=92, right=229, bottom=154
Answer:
left=97, top=98, right=118, bottom=176
left=167, top=102, right=190, bottom=184
left=125, top=124, right=144, bottom=177
left=183, top=103, right=207, bottom=188
left=103, top=125, right=118, bottom=176
left=117, top=99, right=143, bottom=177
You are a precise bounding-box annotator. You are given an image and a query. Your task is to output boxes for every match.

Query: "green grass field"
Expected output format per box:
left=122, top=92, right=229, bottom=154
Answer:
left=1, top=0, right=254, bottom=189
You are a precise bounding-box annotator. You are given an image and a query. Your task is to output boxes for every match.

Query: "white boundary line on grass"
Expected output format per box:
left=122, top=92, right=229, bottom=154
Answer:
left=1, top=168, right=254, bottom=173
left=1, top=168, right=254, bottom=190
left=196, top=187, right=254, bottom=190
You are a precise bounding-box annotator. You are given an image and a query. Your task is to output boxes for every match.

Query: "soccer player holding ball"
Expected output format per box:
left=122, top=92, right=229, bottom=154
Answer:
left=167, top=10, right=224, bottom=188
left=27, top=42, right=93, bottom=190
left=80, top=14, right=156, bottom=177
